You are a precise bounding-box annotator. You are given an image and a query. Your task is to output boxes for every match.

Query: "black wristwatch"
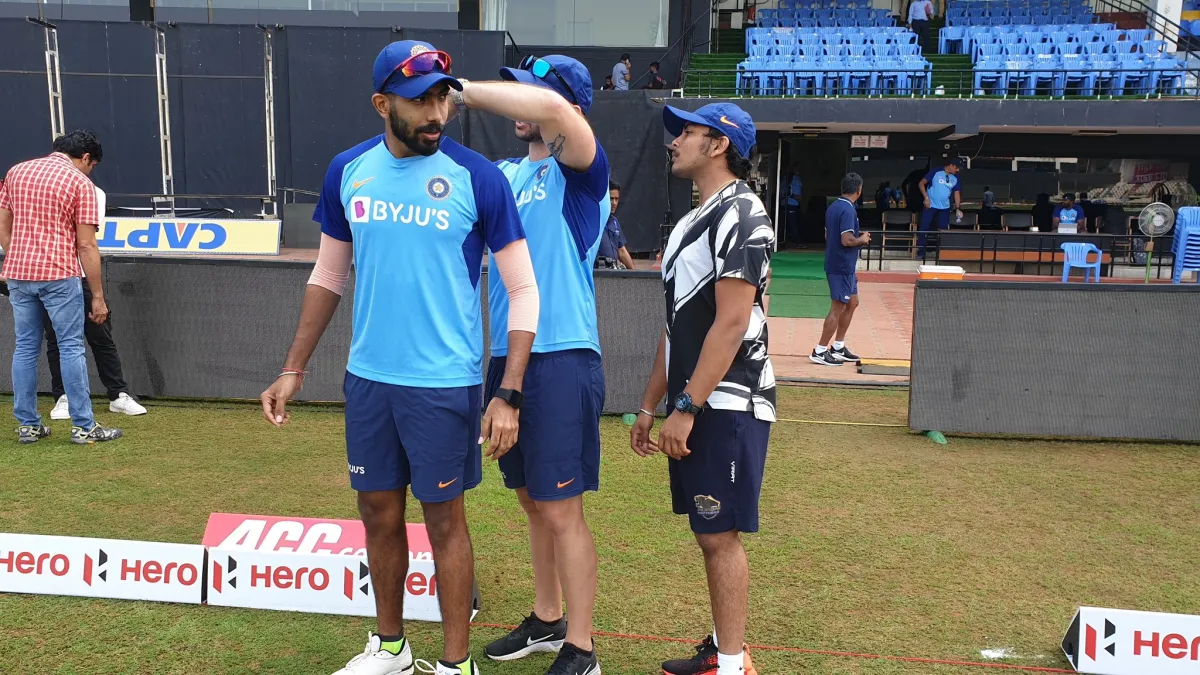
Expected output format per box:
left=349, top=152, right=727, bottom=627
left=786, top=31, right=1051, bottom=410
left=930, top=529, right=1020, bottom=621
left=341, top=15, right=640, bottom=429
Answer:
left=493, top=388, right=523, bottom=410
left=673, top=392, right=703, bottom=415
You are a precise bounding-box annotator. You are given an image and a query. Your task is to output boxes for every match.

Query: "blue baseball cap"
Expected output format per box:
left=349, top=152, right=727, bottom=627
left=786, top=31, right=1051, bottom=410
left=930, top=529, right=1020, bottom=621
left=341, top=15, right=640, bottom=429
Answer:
left=372, top=40, right=462, bottom=99
left=663, top=103, right=757, bottom=159
left=499, top=55, right=594, bottom=114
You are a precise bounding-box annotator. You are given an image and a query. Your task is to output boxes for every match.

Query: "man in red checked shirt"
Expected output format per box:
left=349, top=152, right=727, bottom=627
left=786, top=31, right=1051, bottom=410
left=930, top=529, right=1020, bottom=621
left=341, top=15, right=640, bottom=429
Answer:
left=0, top=130, right=123, bottom=445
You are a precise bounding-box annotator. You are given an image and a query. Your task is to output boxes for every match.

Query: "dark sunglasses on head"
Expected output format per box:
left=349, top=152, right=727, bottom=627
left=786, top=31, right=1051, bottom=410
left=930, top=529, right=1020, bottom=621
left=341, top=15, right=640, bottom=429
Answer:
left=378, top=49, right=453, bottom=94
left=519, top=55, right=578, bottom=106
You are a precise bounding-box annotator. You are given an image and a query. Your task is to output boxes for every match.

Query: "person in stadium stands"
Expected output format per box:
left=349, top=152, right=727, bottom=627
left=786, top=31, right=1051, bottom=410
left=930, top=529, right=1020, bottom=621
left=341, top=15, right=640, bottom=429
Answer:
left=631, top=102, right=773, bottom=675
left=43, top=182, right=147, bottom=420
left=613, top=53, right=631, bottom=90
left=901, top=163, right=929, bottom=212
left=982, top=185, right=995, bottom=210
left=452, top=53, right=609, bottom=675
left=906, top=0, right=934, bottom=50
left=0, top=130, right=123, bottom=445
left=917, top=158, right=963, bottom=257
left=601, top=75, right=615, bottom=90
left=811, top=173, right=869, bottom=367
left=1032, top=193, right=1054, bottom=231
left=1054, top=192, right=1084, bottom=234
left=1079, top=191, right=1100, bottom=233
left=644, top=61, right=668, bottom=89
left=598, top=180, right=635, bottom=269
left=259, top=40, right=539, bottom=675
left=785, top=166, right=803, bottom=247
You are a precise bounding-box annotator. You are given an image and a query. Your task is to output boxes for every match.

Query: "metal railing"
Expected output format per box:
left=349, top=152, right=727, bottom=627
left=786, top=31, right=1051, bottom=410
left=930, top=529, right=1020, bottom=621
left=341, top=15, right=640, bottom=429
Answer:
left=684, top=63, right=1200, bottom=98
left=856, top=228, right=1186, bottom=279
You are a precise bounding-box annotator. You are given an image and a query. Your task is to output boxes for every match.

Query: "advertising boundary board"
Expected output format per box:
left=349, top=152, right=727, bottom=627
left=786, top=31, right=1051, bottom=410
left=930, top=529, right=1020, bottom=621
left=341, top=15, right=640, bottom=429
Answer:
left=0, top=533, right=206, bottom=604
left=0, top=527, right=476, bottom=623
left=1062, top=606, right=1200, bottom=674
left=97, top=218, right=282, bottom=255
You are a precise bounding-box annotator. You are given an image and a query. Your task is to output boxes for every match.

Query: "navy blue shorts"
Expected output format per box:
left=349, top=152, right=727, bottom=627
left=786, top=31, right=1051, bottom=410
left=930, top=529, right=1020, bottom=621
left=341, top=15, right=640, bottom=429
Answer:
left=827, top=273, right=858, bottom=303
left=343, top=372, right=482, bottom=503
left=485, top=349, right=605, bottom=502
left=669, top=410, right=771, bottom=534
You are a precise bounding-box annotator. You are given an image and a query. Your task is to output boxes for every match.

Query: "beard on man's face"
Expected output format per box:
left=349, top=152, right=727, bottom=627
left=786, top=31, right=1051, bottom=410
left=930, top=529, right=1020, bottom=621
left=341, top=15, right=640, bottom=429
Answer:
left=388, top=107, right=443, bottom=156
left=515, top=121, right=542, bottom=144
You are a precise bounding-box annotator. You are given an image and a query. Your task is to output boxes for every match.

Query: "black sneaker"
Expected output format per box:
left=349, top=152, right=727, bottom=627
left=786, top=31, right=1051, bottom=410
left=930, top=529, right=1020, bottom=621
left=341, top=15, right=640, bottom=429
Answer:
left=662, top=635, right=719, bottom=675
left=71, top=424, right=123, bottom=445
left=17, top=424, right=51, bottom=444
left=831, top=345, right=861, bottom=362
left=546, top=641, right=600, bottom=675
left=484, top=612, right=566, bottom=662
left=809, top=349, right=842, bottom=366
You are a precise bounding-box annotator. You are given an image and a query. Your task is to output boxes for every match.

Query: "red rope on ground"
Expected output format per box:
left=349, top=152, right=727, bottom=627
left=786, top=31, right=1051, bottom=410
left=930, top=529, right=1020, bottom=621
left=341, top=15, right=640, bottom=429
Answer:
left=470, top=622, right=1076, bottom=673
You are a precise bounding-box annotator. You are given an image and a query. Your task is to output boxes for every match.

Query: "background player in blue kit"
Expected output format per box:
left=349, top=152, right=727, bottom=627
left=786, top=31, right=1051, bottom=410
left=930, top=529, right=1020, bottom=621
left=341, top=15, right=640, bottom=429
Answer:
left=452, top=54, right=609, bottom=675
left=917, top=158, right=963, bottom=257
left=811, top=173, right=871, bottom=367
left=1054, top=193, right=1083, bottom=233
left=259, top=40, right=540, bottom=675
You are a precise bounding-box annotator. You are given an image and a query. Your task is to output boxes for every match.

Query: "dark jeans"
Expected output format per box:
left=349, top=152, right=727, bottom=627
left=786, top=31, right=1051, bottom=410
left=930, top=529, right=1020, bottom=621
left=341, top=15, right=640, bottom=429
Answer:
left=912, top=20, right=928, bottom=51
left=43, top=279, right=128, bottom=401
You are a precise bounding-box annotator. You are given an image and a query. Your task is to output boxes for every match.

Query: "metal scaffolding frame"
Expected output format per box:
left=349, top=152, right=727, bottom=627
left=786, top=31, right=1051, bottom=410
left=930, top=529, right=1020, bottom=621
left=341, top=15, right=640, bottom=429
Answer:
left=31, top=18, right=65, bottom=140
left=261, top=25, right=279, bottom=219
left=153, top=25, right=177, bottom=214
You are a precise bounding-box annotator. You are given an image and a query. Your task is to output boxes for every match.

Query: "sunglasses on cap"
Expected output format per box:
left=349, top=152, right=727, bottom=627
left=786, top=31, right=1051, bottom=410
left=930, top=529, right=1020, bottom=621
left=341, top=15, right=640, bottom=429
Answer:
left=518, top=55, right=578, bottom=106
left=378, top=49, right=453, bottom=94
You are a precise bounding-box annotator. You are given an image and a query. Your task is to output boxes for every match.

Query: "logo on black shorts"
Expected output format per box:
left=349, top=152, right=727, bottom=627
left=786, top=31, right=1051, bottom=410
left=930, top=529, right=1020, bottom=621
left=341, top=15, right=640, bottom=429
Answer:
left=694, top=495, right=721, bottom=520
left=426, top=176, right=451, bottom=200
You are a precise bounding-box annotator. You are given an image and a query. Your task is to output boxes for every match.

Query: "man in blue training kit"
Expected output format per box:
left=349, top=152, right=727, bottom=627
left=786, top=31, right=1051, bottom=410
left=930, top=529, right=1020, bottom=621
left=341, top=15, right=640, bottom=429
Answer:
left=453, top=54, right=609, bottom=675
left=917, top=158, right=963, bottom=257
left=811, top=173, right=870, bottom=367
left=260, top=40, right=541, bottom=675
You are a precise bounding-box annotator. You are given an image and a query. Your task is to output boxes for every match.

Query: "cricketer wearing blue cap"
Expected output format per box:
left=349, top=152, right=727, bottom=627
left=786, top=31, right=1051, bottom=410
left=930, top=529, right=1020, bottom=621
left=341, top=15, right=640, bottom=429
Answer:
left=917, top=158, right=963, bottom=256
left=260, top=40, right=541, bottom=675
left=451, top=55, right=609, bottom=675
left=632, top=102, right=774, bottom=675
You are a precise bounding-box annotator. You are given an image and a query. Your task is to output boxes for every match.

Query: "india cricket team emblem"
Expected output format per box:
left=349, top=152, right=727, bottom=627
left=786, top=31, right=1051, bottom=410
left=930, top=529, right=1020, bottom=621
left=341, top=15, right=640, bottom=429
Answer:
left=426, top=176, right=451, bottom=200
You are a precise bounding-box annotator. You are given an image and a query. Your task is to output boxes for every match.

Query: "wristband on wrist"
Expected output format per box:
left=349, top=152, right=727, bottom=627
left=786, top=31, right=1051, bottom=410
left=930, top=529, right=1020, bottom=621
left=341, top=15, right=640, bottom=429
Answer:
left=638, top=408, right=655, bottom=417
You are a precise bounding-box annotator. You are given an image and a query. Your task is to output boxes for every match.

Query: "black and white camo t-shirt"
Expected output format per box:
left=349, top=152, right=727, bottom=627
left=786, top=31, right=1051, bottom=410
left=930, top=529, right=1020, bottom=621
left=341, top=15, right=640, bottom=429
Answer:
left=661, top=180, right=776, bottom=422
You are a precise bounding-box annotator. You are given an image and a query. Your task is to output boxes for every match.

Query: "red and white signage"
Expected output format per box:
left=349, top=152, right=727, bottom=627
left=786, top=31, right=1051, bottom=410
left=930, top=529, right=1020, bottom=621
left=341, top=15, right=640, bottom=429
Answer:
left=201, top=513, right=431, bottom=560
left=1063, top=606, right=1200, bottom=674
left=0, top=533, right=204, bottom=604
left=205, top=548, right=450, bottom=621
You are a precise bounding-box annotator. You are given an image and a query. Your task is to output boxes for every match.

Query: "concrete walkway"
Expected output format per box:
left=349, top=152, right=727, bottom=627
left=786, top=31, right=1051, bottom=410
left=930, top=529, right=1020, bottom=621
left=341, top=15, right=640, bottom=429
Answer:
left=766, top=281, right=913, bottom=383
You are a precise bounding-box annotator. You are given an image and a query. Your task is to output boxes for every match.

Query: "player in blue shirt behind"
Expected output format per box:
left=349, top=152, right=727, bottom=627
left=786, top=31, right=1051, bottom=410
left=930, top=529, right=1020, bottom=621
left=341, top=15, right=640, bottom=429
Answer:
left=453, top=54, right=610, bottom=675
left=917, top=158, right=963, bottom=257
left=811, top=173, right=871, bottom=367
left=260, top=40, right=541, bottom=675
left=1054, top=193, right=1084, bottom=233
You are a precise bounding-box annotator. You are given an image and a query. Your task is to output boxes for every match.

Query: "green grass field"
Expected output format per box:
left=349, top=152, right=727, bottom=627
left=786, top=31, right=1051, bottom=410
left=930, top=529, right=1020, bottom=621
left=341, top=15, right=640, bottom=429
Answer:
left=2, top=387, right=1199, bottom=674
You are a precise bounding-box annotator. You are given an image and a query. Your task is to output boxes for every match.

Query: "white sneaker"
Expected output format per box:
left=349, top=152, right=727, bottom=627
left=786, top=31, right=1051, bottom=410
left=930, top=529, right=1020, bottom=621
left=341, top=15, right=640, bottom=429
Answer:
left=333, top=633, right=415, bottom=675
left=109, top=393, right=147, bottom=416
left=51, top=395, right=70, bottom=420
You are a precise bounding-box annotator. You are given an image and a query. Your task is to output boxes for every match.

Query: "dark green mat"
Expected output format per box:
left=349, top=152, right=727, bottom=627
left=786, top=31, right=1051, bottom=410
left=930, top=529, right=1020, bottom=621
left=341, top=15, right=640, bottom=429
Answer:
left=770, top=251, right=826, bottom=280
left=768, top=278, right=828, bottom=297
left=766, top=293, right=830, bottom=319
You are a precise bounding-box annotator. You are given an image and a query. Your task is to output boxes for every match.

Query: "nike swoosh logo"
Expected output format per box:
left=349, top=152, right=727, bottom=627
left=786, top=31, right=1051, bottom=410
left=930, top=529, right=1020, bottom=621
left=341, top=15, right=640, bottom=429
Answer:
left=526, top=635, right=556, bottom=646
left=352, top=177, right=374, bottom=189
left=719, top=115, right=740, bottom=128
left=438, top=478, right=458, bottom=489
left=557, top=478, right=576, bottom=489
